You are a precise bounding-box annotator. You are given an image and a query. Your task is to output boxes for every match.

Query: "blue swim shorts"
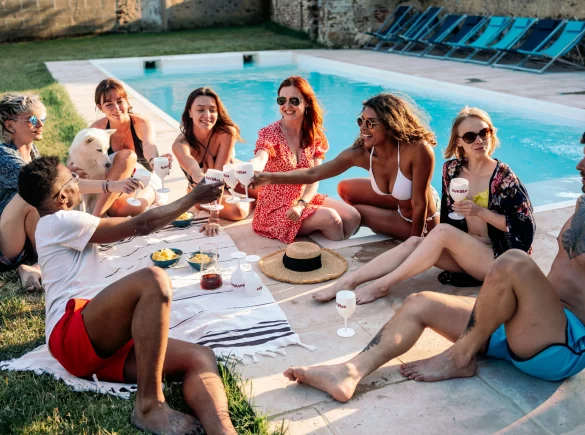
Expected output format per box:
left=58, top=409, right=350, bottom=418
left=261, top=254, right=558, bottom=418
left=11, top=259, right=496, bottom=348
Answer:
left=486, top=308, right=585, bottom=381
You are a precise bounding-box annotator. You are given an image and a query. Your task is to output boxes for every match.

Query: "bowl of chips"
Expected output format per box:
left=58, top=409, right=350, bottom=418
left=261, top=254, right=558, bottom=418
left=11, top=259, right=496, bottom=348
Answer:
left=151, top=248, right=183, bottom=268
left=172, top=211, right=194, bottom=228
left=186, top=251, right=216, bottom=271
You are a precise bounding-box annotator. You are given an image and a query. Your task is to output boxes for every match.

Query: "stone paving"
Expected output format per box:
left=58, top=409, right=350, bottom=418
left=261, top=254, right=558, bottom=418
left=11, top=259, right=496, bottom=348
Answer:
left=46, top=50, right=585, bottom=434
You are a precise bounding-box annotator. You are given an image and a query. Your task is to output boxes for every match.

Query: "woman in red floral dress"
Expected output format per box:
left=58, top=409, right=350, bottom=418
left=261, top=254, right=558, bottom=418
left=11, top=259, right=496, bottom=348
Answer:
left=249, top=76, right=361, bottom=244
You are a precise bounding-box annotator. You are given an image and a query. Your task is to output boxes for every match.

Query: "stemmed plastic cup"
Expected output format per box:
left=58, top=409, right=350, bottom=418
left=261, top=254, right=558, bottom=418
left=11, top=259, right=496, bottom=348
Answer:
left=235, top=162, right=255, bottom=203
left=153, top=156, right=171, bottom=194
left=336, top=290, right=356, bottom=338
left=448, top=178, right=469, bottom=220
left=223, top=164, right=240, bottom=204
left=126, top=166, right=152, bottom=207
left=202, top=168, right=224, bottom=211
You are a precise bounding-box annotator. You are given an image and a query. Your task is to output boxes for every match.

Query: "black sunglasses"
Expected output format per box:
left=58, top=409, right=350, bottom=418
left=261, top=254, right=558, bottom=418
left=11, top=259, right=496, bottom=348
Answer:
left=459, top=127, right=492, bottom=145
left=357, top=117, right=379, bottom=129
left=52, top=172, right=79, bottom=200
left=277, top=96, right=303, bottom=106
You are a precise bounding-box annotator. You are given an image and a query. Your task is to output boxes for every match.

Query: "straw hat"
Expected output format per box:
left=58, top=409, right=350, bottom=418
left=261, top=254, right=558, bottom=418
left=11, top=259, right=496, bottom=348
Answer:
left=260, top=242, right=348, bottom=284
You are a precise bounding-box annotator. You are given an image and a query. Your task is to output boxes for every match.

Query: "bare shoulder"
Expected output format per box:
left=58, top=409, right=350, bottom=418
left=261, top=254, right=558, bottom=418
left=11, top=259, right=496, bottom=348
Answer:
left=172, top=132, right=188, bottom=146
left=340, top=146, right=369, bottom=168
left=130, top=113, right=152, bottom=127
left=561, top=194, right=585, bottom=261
left=405, top=140, right=434, bottom=164
left=90, top=117, right=108, bottom=129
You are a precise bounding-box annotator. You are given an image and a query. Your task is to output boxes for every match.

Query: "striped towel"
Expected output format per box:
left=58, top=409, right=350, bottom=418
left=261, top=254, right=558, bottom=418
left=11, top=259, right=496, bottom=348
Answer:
left=0, top=220, right=314, bottom=398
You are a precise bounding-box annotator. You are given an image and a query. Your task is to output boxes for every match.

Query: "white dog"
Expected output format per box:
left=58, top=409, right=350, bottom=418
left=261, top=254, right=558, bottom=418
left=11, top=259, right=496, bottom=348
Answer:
left=69, top=128, right=115, bottom=213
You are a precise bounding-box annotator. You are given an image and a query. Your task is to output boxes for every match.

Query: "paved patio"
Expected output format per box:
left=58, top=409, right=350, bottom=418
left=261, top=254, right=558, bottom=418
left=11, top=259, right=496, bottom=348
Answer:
left=46, top=50, right=584, bottom=434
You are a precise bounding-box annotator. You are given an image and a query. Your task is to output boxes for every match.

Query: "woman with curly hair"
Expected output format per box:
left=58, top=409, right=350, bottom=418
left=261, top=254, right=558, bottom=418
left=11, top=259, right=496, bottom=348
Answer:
left=314, top=107, right=535, bottom=304
left=172, top=86, right=252, bottom=226
left=251, top=92, right=438, bottom=240
left=249, top=76, right=361, bottom=243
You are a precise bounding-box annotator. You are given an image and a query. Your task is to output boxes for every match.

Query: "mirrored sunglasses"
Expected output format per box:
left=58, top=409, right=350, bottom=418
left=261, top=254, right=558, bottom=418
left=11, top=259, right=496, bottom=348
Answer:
left=357, top=117, right=379, bottom=129
left=9, top=115, right=47, bottom=127
left=459, top=127, right=492, bottom=144
left=276, top=96, right=302, bottom=106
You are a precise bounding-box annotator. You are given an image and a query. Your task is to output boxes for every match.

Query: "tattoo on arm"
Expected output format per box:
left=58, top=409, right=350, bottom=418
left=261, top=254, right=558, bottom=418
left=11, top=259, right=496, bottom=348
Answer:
left=360, top=328, right=384, bottom=354
left=562, top=195, right=585, bottom=260
left=462, top=305, right=477, bottom=336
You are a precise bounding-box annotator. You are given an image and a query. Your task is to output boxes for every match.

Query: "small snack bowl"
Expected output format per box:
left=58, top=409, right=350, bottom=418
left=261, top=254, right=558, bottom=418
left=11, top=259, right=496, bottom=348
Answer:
left=151, top=248, right=183, bottom=268
left=186, top=250, right=216, bottom=271
left=172, top=211, right=194, bottom=228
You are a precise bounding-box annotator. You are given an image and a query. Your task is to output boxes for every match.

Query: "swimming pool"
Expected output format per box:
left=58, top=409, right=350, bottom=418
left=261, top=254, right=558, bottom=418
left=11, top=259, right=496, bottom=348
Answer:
left=95, top=53, right=584, bottom=207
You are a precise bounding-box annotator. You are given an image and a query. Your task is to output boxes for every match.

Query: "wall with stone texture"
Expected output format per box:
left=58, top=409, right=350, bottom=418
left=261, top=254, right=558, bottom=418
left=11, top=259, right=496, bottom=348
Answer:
left=0, top=0, right=267, bottom=42
left=270, top=0, right=585, bottom=47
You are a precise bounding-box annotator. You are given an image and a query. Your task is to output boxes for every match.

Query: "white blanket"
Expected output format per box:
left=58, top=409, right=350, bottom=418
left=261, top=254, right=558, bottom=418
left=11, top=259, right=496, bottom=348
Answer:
left=0, top=221, right=313, bottom=399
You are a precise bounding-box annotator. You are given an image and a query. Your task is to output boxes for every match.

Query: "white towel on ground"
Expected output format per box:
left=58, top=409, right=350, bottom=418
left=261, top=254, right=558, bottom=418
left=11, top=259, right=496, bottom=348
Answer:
left=1, top=223, right=314, bottom=399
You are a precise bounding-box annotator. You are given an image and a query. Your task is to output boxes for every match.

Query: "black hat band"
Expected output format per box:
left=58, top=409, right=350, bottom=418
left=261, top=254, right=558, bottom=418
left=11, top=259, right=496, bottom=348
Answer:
left=283, top=253, right=322, bottom=272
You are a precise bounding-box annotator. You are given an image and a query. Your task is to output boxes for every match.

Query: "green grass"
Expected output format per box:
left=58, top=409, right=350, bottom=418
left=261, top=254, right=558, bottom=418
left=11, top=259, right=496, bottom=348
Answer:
left=0, top=24, right=315, bottom=433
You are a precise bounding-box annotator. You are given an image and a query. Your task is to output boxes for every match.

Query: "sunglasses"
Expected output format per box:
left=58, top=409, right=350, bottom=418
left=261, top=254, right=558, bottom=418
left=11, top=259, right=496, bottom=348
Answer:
left=276, top=96, right=303, bottom=106
left=357, top=117, right=379, bottom=129
left=459, top=127, right=492, bottom=144
left=9, top=115, right=47, bottom=127
left=52, top=171, right=79, bottom=200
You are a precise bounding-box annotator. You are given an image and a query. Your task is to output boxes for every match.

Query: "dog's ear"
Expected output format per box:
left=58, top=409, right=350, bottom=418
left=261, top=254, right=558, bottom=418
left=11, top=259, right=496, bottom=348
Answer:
left=105, top=129, right=116, bottom=136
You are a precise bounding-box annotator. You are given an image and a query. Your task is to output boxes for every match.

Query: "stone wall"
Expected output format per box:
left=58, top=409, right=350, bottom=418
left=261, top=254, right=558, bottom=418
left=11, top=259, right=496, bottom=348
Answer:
left=0, top=0, right=267, bottom=42
left=270, top=0, right=585, bottom=47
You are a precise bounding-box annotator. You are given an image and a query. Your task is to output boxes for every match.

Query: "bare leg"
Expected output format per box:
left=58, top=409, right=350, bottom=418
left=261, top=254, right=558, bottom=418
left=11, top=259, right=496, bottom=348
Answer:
left=124, top=340, right=237, bottom=435
left=82, top=267, right=205, bottom=435
left=0, top=195, right=42, bottom=290
left=355, top=223, right=494, bottom=304
left=284, top=292, right=475, bottom=402
left=298, top=207, right=345, bottom=241
left=400, top=250, right=567, bottom=382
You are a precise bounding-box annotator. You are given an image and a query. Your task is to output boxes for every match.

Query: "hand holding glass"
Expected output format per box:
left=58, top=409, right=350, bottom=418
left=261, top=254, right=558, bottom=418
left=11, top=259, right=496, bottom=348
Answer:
left=126, top=166, right=152, bottom=207
left=223, top=164, right=240, bottom=204
left=202, top=169, right=224, bottom=211
left=449, top=178, right=469, bottom=220
left=235, top=163, right=255, bottom=203
left=153, top=157, right=171, bottom=194
left=336, top=290, right=356, bottom=338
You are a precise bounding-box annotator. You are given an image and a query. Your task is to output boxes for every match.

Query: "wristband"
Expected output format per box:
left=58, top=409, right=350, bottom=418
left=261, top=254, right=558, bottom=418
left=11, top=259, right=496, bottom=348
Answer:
left=105, top=180, right=110, bottom=193
left=297, top=199, right=308, bottom=208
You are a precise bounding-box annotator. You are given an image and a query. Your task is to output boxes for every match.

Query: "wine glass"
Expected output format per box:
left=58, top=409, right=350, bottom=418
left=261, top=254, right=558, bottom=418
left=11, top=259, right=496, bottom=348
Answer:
left=448, top=177, right=469, bottom=220
left=336, top=290, right=356, bottom=338
left=153, top=157, right=171, bottom=194
left=201, top=169, right=224, bottom=211
left=200, top=243, right=222, bottom=290
left=230, top=251, right=246, bottom=291
left=223, top=164, right=240, bottom=205
left=126, top=166, right=152, bottom=207
left=235, top=163, right=255, bottom=203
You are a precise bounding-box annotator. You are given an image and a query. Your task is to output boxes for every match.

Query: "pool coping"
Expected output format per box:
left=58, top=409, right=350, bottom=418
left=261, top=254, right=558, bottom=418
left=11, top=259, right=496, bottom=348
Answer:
left=89, top=50, right=584, bottom=214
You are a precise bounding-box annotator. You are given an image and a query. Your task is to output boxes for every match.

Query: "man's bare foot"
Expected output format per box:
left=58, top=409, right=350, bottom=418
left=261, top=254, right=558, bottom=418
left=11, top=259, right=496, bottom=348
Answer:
left=17, top=264, right=42, bottom=292
left=354, top=283, right=388, bottom=305
left=132, top=403, right=204, bottom=435
left=312, top=277, right=356, bottom=302
left=283, top=363, right=361, bottom=403
left=400, top=348, right=477, bottom=382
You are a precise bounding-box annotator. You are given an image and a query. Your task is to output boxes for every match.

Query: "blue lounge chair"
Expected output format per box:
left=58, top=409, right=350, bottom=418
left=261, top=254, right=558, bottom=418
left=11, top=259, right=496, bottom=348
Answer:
left=442, top=16, right=512, bottom=61
left=422, top=15, right=488, bottom=58
left=464, top=17, right=537, bottom=64
left=371, top=11, right=423, bottom=51
left=400, top=14, right=467, bottom=56
left=491, top=19, right=564, bottom=69
left=514, top=21, right=585, bottom=73
left=362, top=5, right=413, bottom=50
left=385, top=6, right=443, bottom=53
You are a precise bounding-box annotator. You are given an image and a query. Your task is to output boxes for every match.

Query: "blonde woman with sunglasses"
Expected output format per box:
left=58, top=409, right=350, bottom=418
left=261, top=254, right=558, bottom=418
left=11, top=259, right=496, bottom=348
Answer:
left=0, top=93, right=140, bottom=291
left=313, top=107, right=535, bottom=305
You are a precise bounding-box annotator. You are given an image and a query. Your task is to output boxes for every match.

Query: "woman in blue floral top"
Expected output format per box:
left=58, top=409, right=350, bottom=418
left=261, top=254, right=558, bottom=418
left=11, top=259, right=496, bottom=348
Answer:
left=327, top=107, right=535, bottom=305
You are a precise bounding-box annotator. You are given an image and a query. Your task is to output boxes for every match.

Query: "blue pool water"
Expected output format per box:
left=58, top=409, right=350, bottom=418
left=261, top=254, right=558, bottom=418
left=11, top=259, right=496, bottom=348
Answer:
left=113, top=64, right=584, bottom=206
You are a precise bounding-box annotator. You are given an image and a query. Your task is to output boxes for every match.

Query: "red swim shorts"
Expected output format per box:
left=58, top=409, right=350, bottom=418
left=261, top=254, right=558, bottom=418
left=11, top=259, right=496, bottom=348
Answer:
left=48, top=298, right=134, bottom=383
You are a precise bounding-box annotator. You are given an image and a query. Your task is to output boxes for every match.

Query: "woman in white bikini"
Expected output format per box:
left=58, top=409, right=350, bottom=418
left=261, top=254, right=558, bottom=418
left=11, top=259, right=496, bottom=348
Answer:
left=315, top=107, right=535, bottom=305
left=250, top=92, right=439, bottom=240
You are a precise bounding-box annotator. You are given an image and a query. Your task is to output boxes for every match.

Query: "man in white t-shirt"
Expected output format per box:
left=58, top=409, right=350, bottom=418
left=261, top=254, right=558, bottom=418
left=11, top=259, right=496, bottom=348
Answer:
left=18, top=156, right=236, bottom=435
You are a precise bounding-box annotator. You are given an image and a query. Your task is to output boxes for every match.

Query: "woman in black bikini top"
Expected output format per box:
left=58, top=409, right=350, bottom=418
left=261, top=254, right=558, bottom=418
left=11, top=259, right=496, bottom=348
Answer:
left=172, top=86, right=252, bottom=225
left=106, top=116, right=149, bottom=170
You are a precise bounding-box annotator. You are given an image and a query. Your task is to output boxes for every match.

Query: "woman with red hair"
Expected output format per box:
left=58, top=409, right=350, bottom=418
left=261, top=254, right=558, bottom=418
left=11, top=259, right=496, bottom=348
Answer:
left=249, top=76, right=361, bottom=243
